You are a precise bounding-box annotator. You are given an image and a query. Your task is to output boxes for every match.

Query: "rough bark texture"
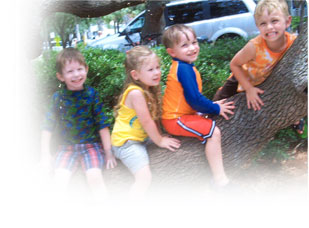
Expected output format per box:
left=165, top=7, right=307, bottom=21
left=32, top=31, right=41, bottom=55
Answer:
left=215, top=24, right=308, bottom=170
left=141, top=1, right=166, bottom=45
left=25, top=1, right=307, bottom=190
left=24, top=0, right=145, bottom=58
left=103, top=24, right=308, bottom=189
left=40, top=0, right=144, bottom=18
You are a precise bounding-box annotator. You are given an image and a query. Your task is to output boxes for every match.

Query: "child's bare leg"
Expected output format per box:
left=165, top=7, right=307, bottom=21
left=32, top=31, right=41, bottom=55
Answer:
left=205, top=127, right=229, bottom=186
left=130, top=165, right=152, bottom=200
left=53, top=168, right=72, bottom=193
left=85, top=168, right=108, bottom=200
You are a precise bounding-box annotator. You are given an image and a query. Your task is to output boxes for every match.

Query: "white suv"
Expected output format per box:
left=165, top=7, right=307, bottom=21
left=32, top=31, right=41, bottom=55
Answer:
left=89, top=0, right=259, bottom=51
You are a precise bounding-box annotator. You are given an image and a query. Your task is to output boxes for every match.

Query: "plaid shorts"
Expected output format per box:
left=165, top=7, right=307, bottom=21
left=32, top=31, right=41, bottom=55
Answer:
left=54, top=143, right=105, bottom=171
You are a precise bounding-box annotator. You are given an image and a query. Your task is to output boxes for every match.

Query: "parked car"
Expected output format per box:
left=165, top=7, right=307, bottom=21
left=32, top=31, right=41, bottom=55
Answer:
left=88, top=0, right=259, bottom=51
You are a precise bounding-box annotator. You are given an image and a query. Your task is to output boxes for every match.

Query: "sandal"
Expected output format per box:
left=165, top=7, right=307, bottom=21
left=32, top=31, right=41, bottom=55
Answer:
left=292, top=118, right=305, bottom=134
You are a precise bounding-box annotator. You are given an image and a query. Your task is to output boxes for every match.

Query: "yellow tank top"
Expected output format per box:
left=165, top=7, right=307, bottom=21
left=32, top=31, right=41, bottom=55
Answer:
left=238, top=31, right=296, bottom=91
left=111, top=85, right=148, bottom=146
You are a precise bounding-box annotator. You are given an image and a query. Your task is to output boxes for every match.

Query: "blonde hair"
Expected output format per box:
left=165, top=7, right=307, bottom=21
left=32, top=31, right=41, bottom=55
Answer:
left=114, top=46, right=162, bottom=120
left=162, top=24, right=197, bottom=48
left=56, top=47, right=87, bottom=74
left=254, top=0, right=290, bottom=22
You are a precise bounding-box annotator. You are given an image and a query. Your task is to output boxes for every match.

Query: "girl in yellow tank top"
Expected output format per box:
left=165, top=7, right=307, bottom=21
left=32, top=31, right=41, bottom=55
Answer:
left=111, top=46, right=180, bottom=199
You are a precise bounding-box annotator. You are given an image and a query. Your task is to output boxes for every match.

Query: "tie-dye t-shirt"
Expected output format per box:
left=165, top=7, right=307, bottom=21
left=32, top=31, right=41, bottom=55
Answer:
left=42, top=85, right=110, bottom=145
left=237, top=31, right=296, bottom=92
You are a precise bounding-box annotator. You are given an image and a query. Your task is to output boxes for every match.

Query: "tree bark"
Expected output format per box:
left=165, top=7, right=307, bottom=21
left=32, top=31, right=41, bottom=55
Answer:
left=40, top=0, right=145, bottom=18
left=24, top=0, right=145, bottom=58
left=103, top=23, right=308, bottom=189
left=24, top=0, right=307, bottom=190
left=141, top=1, right=166, bottom=45
left=215, top=24, right=307, bottom=170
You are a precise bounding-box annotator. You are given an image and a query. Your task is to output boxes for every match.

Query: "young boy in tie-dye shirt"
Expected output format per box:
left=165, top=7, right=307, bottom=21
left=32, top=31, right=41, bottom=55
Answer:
left=213, top=0, right=303, bottom=133
left=214, top=0, right=296, bottom=108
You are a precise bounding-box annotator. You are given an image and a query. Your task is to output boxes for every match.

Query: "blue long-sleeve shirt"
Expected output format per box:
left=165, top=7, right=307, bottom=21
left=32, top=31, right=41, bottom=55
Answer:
left=176, top=59, right=220, bottom=115
left=162, top=58, right=220, bottom=119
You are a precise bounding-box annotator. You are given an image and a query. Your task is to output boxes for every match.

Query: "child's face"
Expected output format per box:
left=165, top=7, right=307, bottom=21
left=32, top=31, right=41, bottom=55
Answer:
left=57, top=60, right=88, bottom=91
left=256, top=9, right=291, bottom=43
left=130, top=54, right=161, bottom=89
left=167, top=30, right=199, bottom=64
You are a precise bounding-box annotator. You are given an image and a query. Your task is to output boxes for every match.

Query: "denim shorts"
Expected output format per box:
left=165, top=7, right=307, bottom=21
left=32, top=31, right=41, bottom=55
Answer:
left=112, top=140, right=151, bottom=174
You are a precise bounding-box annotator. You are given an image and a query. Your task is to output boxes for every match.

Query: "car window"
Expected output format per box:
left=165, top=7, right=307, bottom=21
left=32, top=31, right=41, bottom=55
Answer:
left=127, top=15, right=145, bottom=33
left=166, top=2, right=205, bottom=26
left=209, top=0, right=248, bottom=19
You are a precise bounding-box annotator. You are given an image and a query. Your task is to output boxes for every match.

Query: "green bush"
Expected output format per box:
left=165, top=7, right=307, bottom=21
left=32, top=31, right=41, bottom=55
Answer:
left=33, top=45, right=127, bottom=123
left=291, top=16, right=308, bottom=32
left=32, top=50, right=61, bottom=108
left=258, top=120, right=307, bottom=162
left=80, top=46, right=126, bottom=122
left=154, top=37, right=246, bottom=98
left=33, top=38, right=245, bottom=120
left=195, top=37, right=246, bottom=98
left=33, top=38, right=306, bottom=160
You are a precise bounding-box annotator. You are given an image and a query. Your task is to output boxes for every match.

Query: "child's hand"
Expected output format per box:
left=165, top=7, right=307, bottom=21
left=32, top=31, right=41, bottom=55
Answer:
left=246, top=87, right=264, bottom=111
left=215, top=99, right=235, bottom=120
left=105, top=153, right=117, bottom=169
left=158, top=136, right=181, bottom=152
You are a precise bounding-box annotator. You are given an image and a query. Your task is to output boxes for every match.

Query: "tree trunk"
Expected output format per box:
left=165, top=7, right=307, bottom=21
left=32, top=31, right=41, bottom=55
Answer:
left=103, top=23, right=308, bottom=190
left=40, top=0, right=144, bottom=18
left=141, top=1, right=166, bottom=45
left=24, top=0, right=307, bottom=191
left=23, top=0, right=145, bottom=58
left=216, top=23, right=307, bottom=169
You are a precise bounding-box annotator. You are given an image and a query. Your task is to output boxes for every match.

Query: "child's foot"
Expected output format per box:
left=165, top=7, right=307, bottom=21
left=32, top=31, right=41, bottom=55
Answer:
left=209, top=179, right=240, bottom=195
left=292, top=118, right=305, bottom=134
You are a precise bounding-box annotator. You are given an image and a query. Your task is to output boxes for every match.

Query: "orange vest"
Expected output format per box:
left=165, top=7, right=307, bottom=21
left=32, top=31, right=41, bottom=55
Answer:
left=162, top=60, right=203, bottom=119
left=237, top=31, right=297, bottom=91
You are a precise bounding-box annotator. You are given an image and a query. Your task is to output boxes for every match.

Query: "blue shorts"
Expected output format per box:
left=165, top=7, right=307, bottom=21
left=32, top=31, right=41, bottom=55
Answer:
left=55, top=143, right=105, bottom=172
left=112, top=140, right=150, bottom=174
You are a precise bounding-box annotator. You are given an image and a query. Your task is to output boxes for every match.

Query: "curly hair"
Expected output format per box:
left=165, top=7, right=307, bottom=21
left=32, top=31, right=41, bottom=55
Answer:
left=114, top=46, right=162, bottom=120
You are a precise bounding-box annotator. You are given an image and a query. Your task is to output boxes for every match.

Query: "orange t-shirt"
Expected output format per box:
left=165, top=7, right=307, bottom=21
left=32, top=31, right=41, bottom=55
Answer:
left=237, top=31, right=297, bottom=91
left=162, top=59, right=220, bottom=119
left=162, top=60, right=202, bottom=119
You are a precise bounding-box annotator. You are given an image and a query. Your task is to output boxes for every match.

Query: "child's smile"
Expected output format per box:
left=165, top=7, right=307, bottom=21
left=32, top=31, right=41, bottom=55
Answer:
left=71, top=76, right=83, bottom=83
left=167, top=31, right=200, bottom=64
left=57, top=60, right=88, bottom=91
left=256, top=9, right=291, bottom=44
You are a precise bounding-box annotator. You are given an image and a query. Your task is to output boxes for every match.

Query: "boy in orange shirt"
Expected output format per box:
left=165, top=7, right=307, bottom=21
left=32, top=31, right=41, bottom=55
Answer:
left=161, top=24, right=235, bottom=188
left=213, top=0, right=302, bottom=132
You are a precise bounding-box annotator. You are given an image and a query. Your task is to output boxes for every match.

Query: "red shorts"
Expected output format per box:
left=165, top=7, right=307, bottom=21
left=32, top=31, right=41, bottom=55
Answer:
left=162, top=115, right=216, bottom=144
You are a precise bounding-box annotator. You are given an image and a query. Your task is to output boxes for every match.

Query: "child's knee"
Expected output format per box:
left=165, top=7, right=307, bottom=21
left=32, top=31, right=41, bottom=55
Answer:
left=212, top=126, right=221, bottom=139
left=135, top=166, right=152, bottom=183
left=85, top=168, right=104, bottom=185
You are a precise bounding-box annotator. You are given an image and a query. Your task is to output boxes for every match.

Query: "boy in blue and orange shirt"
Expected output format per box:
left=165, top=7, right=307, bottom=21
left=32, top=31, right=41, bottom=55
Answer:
left=161, top=24, right=235, bottom=188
